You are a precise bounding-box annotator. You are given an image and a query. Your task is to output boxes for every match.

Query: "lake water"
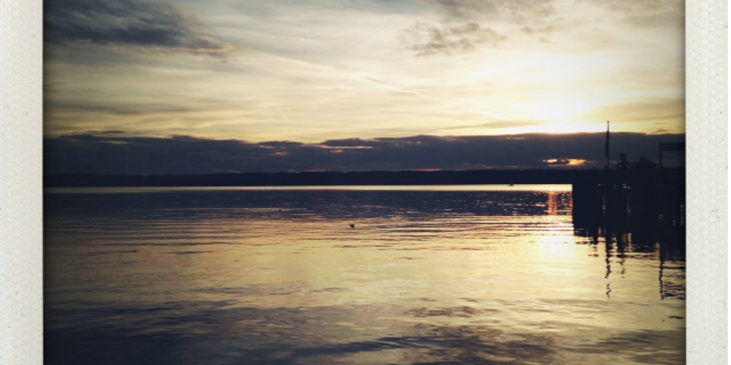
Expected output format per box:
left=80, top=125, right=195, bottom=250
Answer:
left=44, top=185, right=685, bottom=364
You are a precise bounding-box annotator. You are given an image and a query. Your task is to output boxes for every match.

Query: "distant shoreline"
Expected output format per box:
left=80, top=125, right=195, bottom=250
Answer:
left=44, top=184, right=574, bottom=195
left=43, top=168, right=684, bottom=188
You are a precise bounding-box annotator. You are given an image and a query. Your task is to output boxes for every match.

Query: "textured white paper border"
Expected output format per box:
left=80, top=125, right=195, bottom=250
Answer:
left=686, top=0, right=728, bottom=363
left=0, top=0, right=727, bottom=364
left=0, top=0, right=43, bottom=364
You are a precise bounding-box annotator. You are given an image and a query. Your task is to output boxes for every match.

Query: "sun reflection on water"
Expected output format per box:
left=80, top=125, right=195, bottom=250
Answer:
left=45, top=187, right=685, bottom=364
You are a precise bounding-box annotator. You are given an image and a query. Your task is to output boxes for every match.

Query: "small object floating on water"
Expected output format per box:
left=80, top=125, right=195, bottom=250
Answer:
left=349, top=224, right=355, bottom=229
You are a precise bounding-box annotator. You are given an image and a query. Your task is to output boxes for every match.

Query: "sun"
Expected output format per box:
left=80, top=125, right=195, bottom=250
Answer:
left=522, top=98, right=598, bottom=124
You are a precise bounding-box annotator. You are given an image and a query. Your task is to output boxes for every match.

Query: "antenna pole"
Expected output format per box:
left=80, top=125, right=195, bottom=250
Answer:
left=605, top=120, right=610, bottom=169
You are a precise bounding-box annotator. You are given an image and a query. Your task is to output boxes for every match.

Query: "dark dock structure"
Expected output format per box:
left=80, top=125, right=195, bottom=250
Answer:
left=571, top=158, right=684, bottom=252
left=572, top=122, right=684, bottom=251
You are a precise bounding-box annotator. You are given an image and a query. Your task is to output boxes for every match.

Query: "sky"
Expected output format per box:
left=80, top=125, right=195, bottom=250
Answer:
left=43, top=0, right=685, bottom=173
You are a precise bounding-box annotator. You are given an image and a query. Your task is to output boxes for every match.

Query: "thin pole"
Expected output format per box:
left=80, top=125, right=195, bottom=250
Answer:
left=605, top=120, right=610, bottom=169
left=659, top=142, right=663, bottom=168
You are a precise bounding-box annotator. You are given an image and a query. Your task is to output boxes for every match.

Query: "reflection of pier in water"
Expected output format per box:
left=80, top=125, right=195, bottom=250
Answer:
left=570, top=166, right=685, bottom=299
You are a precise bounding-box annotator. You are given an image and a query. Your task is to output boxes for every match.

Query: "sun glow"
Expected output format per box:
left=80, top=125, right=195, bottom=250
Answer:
left=521, top=98, right=599, bottom=124
left=543, top=159, right=588, bottom=167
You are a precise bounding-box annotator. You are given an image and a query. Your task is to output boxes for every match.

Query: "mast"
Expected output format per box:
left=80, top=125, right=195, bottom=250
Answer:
left=605, top=120, right=610, bottom=169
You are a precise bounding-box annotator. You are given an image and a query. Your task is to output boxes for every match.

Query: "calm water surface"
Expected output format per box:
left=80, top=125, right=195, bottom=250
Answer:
left=45, top=185, right=685, bottom=364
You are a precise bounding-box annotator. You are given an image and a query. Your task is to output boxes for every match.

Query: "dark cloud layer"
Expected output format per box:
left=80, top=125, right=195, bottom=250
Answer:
left=44, top=0, right=227, bottom=55
left=45, top=133, right=684, bottom=175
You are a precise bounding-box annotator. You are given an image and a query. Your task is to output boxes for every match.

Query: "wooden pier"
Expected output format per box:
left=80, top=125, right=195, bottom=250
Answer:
left=571, top=164, right=685, bottom=248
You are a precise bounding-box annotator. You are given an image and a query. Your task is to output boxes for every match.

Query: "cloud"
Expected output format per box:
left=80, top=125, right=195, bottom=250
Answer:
left=47, top=101, right=197, bottom=116
left=429, top=0, right=556, bottom=21
left=400, top=21, right=506, bottom=56
left=416, top=0, right=682, bottom=54
left=432, top=120, right=540, bottom=133
left=519, top=25, right=554, bottom=35
left=585, top=98, right=685, bottom=124
left=44, top=132, right=684, bottom=175
left=44, top=0, right=229, bottom=55
left=429, top=0, right=499, bottom=20
left=400, top=0, right=562, bottom=56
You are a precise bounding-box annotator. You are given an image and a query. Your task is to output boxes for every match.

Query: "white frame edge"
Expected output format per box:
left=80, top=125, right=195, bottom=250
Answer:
left=0, top=0, right=728, bottom=364
left=686, top=0, right=728, bottom=363
left=0, top=0, right=44, bottom=364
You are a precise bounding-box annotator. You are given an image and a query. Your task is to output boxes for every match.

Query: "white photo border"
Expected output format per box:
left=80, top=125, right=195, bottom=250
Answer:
left=0, top=0, right=726, bottom=363
left=685, top=0, right=728, bottom=363
left=0, top=0, right=43, bottom=364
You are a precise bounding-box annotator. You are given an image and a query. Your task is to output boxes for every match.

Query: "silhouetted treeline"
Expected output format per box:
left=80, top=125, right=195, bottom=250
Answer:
left=44, top=133, right=685, bottom=175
